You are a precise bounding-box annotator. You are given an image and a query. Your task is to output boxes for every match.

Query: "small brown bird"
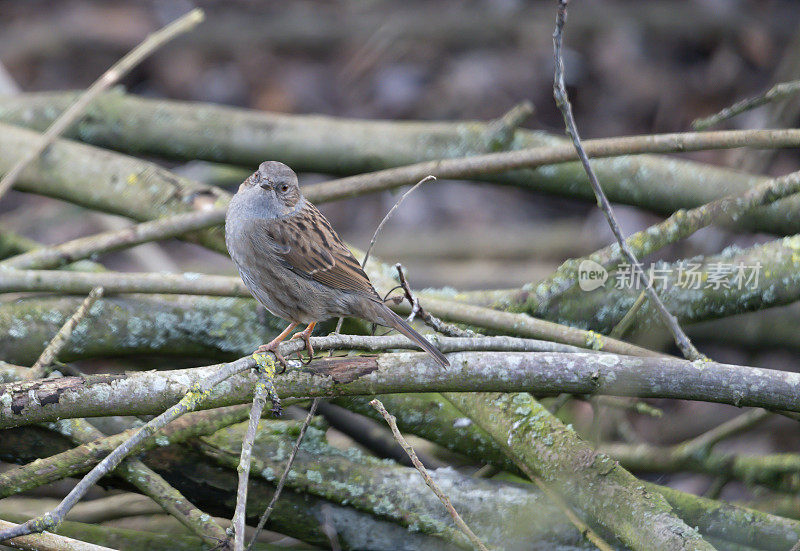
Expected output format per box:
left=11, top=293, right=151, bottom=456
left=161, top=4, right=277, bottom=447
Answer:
left=225, top=161, right=449, bottom=369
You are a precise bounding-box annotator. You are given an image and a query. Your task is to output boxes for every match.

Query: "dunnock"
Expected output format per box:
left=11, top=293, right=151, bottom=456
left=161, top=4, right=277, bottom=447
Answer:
left=225, top=161, right=449, bottom=369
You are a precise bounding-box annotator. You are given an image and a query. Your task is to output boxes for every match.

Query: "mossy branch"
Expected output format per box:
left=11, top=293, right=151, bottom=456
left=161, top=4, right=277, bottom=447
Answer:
left=0, top=406, right=252, bottom=499
left=445, top=391, right=713, bottom=550
left=501, top=167, right=800, bottom=317
left=3, top=91, right=800, bottom=233
left=3, top=348, right=800, bottom=429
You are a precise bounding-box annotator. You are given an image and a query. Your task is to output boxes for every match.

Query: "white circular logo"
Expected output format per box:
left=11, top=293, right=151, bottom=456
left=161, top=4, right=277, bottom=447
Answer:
left=578, top=259, right=608, bottom=291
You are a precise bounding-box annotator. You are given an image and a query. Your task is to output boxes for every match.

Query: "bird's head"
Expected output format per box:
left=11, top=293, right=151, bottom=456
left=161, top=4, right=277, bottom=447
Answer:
left=232, top=161, right=304, bottom=219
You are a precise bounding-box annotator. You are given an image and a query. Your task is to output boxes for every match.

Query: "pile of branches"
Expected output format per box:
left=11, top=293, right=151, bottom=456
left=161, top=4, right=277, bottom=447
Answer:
left=2, top=4, right=800, bottom=551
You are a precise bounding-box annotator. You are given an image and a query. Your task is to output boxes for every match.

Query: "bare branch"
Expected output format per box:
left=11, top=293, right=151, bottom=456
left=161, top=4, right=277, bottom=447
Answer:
left=0, top=355, right=251, bottom=542
left=552, top=0, right=702, bottom=361
left=4, top=348, right=800, bottom=429
left=0, top=407, right=252, bottom=499
left=25, top=287, right=103, bottom=380
left=0, top=268, right=660, bottom=357
left=679, top=408, right=772, bottom=456
left=517, top=166, right=800, bottom=317
left=396, top=264, right=477, bottom=337
left=361, top=175, right=434, bottom=268
left=370, top=398, right=490, bottom=551
left=1, top=209, right=224, bottom=270
left=232, top=358, right=279, bottom=551
left=445, top=389, right=714, bottom=550
left=247, top=398, right=320, bottom=550
left=693, top=79, right=800, bottom=130
left=0, top=9, right=205, bottom=201
left=9, top=100, right=800, bottom=236
left=0, top=518, right=114, bottom=551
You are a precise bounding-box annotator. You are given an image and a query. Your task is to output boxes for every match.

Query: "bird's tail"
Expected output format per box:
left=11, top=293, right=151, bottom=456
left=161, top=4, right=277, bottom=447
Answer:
left=376, top=303, right=449, bottom=369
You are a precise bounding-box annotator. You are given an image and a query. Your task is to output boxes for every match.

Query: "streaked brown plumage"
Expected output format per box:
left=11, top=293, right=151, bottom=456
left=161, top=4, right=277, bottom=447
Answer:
left=225, top=161, right=449, bottom=368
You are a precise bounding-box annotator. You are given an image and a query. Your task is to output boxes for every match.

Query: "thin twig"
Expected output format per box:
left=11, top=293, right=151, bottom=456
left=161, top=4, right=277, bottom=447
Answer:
left=552, top=0, right=703, bottom=361
left=693, top=79, right=800, bottom=130
left=0, top=268, right=248, bottom=296
left=296, top=333, right=587, bottom=354
left=0, top=355, right=252, bottom=543
left=677, top=408, right=772, bottom=456
left=318, top=400, right=446, bottom=468
left=0, top=406, right=253, bottom=500
left=1, top=208, right=224, bottom=270
left=303, top=127, right=800, bottom=204
left=395, top=264, right=477, bottom=337
left=246, top=398, right=320, bottom=551
left=608, top=290, right=646, bottom=339
left=483, top=101, right=535, bottom=148
left=350, top=174, right=433, bottom=347
left=583, top=395, right=663, bottom=418
left=49, top=416, right=229, bottom=546
left=370, top=399, right=490, bottom=551
left=26, top=287, right=103, bottom=380
left=0, top=8, right=205, bottom=201
left=232, top=358, right=278, bottom=551
left=361, top=175, right=434, bottom=268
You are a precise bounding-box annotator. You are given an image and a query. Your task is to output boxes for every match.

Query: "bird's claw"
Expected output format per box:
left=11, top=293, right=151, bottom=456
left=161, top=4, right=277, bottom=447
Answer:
left=254, top=343, right=289, bottom=374
left=290, top=328, right=315, bottom=365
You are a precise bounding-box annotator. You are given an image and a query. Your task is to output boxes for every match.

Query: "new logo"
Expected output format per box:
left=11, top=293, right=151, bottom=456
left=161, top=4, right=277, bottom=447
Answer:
left=578, top=259, right=608, bottom=291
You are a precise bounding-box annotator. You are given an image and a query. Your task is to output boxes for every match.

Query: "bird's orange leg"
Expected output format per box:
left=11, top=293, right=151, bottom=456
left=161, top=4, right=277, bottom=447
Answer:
left=290, top=321, right=317, bottom=362
left=255, top=322, right=298, bottom=371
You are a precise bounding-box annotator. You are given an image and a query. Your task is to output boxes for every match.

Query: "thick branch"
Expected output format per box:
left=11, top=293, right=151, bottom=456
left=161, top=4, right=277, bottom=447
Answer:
left=0, top=273, right=660, bottom=358
left=4, top=231, right=796, bottom=344
left=1, top=422, right=462, bottom=550
left=601, top=442, right=800, bottom=493
left=0, top=355, right=250, bottom=541
left=0, top=518, right=114, bottom=551
left=0, top=209, right=224, bottom=270
left=0, top=9, right=205, bottom=201
left=3, top=349, right=800, bottom=429
left=2, top=91, right=800, bottom=234
left=518, top=154, right=800, bottom=320
left=0, top=406, right=251, bottom=498
left=0, top=122, right=230, bottom=254
left=0, top=295, right=277, bottom=366
left=445, top=391, right=712, bottom=550
left=0, top=512, right=280, bottom=551
left=535, top=234, right=800, bottom=333
left=4, top=392, right=799, bottom=550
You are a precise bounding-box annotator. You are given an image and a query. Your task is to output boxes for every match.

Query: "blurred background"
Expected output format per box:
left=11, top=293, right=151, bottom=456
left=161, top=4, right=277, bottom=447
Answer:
left=2, top=0, right=800, bottom=539
left=3, top=0, right=800, bottom=290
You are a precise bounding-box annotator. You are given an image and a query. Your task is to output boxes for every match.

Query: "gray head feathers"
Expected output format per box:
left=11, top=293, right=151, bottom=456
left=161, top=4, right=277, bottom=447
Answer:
left=227, top=161, right=305, bottom=222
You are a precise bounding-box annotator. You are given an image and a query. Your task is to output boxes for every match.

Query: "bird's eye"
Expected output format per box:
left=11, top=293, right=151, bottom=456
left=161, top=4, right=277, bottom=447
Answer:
left=279, top=184, right=289, bottom=193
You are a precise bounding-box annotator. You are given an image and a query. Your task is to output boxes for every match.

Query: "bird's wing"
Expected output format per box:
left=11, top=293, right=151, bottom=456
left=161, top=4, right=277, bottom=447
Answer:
left=253, top=203, right=380, bottom=300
